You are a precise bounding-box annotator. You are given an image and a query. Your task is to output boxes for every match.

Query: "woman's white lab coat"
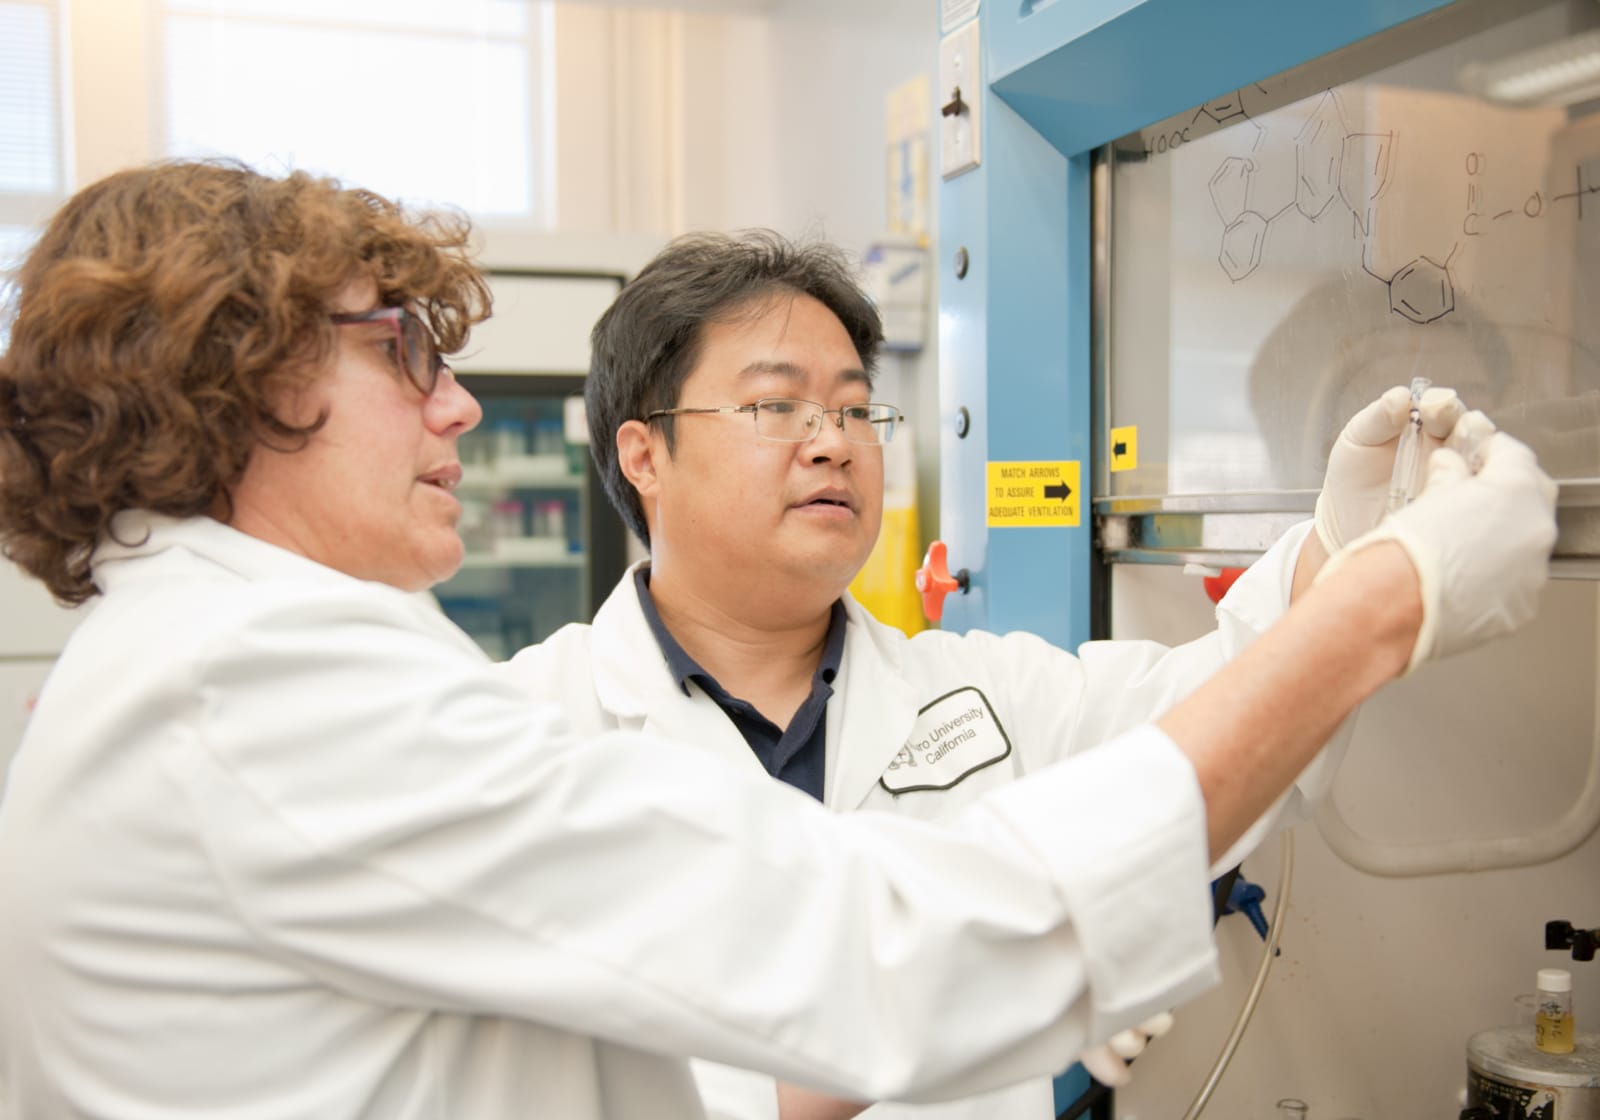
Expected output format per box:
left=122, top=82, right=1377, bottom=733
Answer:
left=0, top=513, right=1238, bottom=1119
left=497, top=521, right=1343, bottom=1120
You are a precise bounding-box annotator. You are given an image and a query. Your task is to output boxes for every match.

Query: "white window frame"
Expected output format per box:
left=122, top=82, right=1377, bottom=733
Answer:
left=0, top=0, right=67, bottom=348
left=149, top=0, right=557, bottom=227
left=0, top=0, right=67, bottom=234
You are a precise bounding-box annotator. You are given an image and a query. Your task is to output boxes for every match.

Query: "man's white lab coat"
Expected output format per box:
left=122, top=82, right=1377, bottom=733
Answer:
left=498, top=522, right=1342, bottom=1120
left=0, top=513, right=1239, bottom=1119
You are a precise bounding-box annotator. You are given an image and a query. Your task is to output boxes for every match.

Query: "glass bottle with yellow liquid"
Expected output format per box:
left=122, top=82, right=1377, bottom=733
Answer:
left=1535, top=967, right=1575, bottom=1055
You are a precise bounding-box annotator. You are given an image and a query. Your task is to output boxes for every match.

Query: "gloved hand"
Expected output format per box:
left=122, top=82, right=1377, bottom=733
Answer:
left=1319, top=412, right=1557, bottom=674
left=1076, top=1011, right=1174, bottom=1089
left=1314, top=385, right=1466, bottom=553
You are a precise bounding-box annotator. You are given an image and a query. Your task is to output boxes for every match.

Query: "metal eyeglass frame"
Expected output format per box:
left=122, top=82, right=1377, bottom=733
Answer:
left=645, top=397, right=904, bottom=445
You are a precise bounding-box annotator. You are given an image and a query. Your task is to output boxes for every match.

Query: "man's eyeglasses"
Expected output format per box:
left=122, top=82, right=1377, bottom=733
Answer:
left=330, top=306, right=449, bottom=397
left=647, top=398, right=903, bottom=445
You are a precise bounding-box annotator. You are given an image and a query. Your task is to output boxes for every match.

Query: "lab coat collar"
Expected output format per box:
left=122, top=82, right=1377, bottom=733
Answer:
left=588, top=562, right=919, bottom=811
left=823, top=595, right=918, bottom=811
left=588, top=563, right=757, bottom=772
left=91, top=511, right=478, bottom=654
left=94, top=511, right=363, bottom=591
left=589, top=561, right=687, bottom=721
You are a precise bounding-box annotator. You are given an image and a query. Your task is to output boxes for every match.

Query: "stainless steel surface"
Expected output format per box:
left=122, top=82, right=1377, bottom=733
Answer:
left=1097, top=485, right=1600, bottom=575
left=1466, top=1026, right=1600, bottom=1118
left=1094, top=491, right=1317, bottom=515
left=1091, top=145, right=1112, bottom=501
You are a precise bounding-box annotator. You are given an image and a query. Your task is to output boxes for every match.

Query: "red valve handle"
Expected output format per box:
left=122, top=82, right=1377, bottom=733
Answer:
left=1201, top=566, right=1247, bottom=605
left=915, top=540, right=967, bottom=623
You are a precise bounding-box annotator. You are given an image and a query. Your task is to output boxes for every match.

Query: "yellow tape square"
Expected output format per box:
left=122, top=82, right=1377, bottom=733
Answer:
left=1109, top=425, right=1138, bottom=472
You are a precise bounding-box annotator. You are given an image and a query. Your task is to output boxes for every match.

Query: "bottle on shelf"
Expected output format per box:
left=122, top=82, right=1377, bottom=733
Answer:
left=491, top=498, right=526, bottom=543
left=533, top=417, right=564, bottom=457
left=543, top=499, right=566, bottom=544
left=491, top=418, right=528, bottom=462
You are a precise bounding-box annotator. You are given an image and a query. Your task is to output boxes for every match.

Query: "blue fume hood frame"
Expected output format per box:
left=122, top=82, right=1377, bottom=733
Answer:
left=936, top=0, right=1456, bottom=651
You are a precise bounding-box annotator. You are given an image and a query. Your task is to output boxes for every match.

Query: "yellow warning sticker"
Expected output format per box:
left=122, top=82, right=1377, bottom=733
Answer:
left=986, top=461, right=1081, bottom=527
left=1109, top=425, right=1138, bottom=472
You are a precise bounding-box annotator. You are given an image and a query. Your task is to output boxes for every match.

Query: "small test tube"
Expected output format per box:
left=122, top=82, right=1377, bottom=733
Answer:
left=1386, top=376, right=1431, bottom=512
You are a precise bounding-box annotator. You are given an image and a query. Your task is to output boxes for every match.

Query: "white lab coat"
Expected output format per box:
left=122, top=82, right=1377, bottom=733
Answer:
left=0, top=512, right=1230, bottom=1120
left=498, top=521, right=1342, bottom=1120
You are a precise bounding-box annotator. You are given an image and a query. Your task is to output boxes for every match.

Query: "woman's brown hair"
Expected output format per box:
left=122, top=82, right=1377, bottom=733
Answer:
left=0, top=160, right=491, bottom=605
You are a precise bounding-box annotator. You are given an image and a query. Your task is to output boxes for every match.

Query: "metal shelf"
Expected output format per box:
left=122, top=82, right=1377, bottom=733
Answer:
left=459, top=455, right=584, bottom=492
left=1095, top=483, right=1600, bottom=578
left=458, top=551, right=585, bottom=571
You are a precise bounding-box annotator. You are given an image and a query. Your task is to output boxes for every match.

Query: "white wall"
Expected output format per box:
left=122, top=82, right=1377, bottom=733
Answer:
left=1110, top=564, right=1600, bottom=1118
left=487, top=0, right=946, bottom=539
left=0, top=563, right=81, bottom=789
left=518, top=0, right=945, bottom=537
left=676, top=0, right=943, bottom=540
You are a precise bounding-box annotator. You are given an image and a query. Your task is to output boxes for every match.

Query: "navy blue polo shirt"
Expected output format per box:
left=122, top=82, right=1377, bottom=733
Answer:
left=634, top=567, right=844, bottom=802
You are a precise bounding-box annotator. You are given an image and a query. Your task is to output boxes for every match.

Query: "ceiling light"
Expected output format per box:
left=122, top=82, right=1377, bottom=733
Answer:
left=1461, top=27, right=1600, bottom=107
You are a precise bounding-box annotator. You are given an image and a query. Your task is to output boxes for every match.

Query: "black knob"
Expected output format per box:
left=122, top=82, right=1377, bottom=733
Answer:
left=1544, top=918, right=1599, bottom=961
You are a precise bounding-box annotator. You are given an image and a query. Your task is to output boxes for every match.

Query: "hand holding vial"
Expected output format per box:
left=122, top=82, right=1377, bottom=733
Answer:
left=1316, top=381, right=1466, bottom=553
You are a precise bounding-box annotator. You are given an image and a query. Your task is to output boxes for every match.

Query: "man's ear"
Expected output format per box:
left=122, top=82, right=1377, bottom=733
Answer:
left=616, top=419, right=659, bottom=501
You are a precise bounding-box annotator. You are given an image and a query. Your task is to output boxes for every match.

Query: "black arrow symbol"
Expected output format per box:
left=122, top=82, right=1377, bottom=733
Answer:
left=1043, top=481, right=1073, bottom=502
left=1113, top=441, right=1128, bottom=458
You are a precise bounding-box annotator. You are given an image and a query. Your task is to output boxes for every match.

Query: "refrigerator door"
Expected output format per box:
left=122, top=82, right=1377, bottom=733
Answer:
left=435, top=375, right=626, bottom=659
left=430, top=270, right=630, bottom=659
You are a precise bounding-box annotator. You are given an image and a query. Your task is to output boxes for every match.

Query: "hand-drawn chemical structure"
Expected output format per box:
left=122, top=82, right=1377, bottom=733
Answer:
left=1204, top=89, right=1465, bottom=325
left=1209, top=92, right=1400, bottom=279
left=1464, top=150, right=1600, bottom=236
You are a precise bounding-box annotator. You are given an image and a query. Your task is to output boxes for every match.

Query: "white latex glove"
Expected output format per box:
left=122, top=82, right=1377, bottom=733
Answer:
left=1318, top=412, right=1557, bottom=674
left=1076, top=1011, right=1175, bottom=1089
left=1314, top=385, right=1466, bottom=553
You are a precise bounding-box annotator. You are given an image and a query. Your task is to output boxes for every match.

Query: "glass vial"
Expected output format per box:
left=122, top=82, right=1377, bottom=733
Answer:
left=1386, top=376, right=1431, bottom=512
left=1276, top=1099, right=1309, bottom=1120
left=1535, top=967, right=1574, bottom=1055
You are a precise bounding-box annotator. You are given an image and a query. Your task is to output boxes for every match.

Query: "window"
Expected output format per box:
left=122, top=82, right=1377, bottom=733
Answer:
left=159, top=0, right=554, bottom=222
left=0, top=0, right=64, bottom=348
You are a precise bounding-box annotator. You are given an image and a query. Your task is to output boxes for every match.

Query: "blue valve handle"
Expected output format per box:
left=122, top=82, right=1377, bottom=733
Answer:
left=1221, top=875, right=1279, bottom=954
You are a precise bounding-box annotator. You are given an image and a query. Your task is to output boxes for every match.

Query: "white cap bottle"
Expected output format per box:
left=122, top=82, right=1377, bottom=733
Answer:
left=1535, top=967, right=1574, bottom=1055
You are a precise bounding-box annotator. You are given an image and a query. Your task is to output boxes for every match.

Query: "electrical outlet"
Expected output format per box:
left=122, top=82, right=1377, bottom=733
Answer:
left=939, top=20, right=981, bottom=179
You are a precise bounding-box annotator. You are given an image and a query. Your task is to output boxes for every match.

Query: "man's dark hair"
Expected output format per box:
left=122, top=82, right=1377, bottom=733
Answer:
left=587, top=230, right=885, bottom=547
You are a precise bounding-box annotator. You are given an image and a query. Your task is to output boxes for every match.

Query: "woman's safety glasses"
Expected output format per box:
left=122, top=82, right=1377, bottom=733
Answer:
left=646, top=398, right=903, bottom=445
left=331, top=306, right=448, bottom=397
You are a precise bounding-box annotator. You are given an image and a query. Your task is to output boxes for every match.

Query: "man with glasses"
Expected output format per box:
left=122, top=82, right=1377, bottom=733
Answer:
left=497, top=231, right=1545, bottom=1120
